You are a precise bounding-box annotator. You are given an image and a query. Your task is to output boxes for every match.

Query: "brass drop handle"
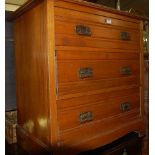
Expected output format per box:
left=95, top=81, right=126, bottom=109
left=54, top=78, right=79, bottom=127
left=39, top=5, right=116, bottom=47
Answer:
left=76, top=25, right=92, bottom=36
left=120, top=102, right=131, bottom=112
left=120, top=66, right=132, bottom=75
left=120, top=32, right=130, bottom=40
left=122, top=149, right=128, bottom=155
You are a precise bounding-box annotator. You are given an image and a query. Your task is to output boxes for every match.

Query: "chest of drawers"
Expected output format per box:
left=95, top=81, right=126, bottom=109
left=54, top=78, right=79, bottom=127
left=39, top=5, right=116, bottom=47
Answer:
left=12, top=0, right=145, bottom=154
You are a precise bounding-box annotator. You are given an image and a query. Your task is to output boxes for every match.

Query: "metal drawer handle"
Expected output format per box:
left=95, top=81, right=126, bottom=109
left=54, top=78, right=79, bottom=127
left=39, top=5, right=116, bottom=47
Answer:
left=120, top=102, right=131, bottom=112
left=76, top=25, right=92, bottom=36
left=120, top=66, right=132, bottom=75
left=79, top=67, right=93, bottom=79
left=79, top=111, right=93, bottom=123
left=120, top=32, right=130, bottom=40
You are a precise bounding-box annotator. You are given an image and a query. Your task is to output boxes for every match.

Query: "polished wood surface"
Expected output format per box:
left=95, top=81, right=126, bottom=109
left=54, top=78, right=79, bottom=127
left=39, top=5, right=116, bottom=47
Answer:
left=57, top=60, right=139, bottom=82
left=57, top=50, right=139, bottom=60
left=54, top=0, right=148, bottom=21
left=59, top=115, right=144, bottom=148
left=57, top=87, right=139, bottom=109
left=58, top=91, right=140, bottom=131
left=58, top=78, right=139, bottom=99
left=14, top=0, right=51, bottom=148
left=13, top=0, right=145, bottom=154
left=55, top=19, right=140, bottom=41
left=55, top=7, right=140, bottom=30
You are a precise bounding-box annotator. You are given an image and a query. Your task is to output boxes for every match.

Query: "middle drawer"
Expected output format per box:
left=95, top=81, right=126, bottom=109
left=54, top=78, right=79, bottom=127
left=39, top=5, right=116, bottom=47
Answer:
left=57, top=59, right=140, bottom=83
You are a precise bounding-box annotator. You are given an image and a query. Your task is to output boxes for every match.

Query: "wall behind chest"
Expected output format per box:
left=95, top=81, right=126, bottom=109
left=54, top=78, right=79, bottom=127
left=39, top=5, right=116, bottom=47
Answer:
left=5, top=11, right=16, bottom=111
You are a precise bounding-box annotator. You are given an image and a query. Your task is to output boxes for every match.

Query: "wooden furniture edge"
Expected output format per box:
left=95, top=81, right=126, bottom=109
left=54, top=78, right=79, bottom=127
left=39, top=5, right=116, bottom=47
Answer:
left=8, top=0, right=148, bottom=21
left=16, top=125, right=51, bottom=154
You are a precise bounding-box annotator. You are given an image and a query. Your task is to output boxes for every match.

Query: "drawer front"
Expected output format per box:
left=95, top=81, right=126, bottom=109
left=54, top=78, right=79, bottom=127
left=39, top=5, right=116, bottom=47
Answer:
left=57, top=88, right=140, bottom=131
left=55, top=7, right=140, bottom=30
left=58, top=77, right=140, bottom=99
left=55, top=34, right=139, bottom=50
left=57, top=87, right=139, bottom=109
left=57, top=60, right=139, bottom=83
left=57, top=49, right=139, bottom=60
left=55, top=19, right=140, bottom=42
left=58, top=113, right=142, bottom=147
left=57, top=76, right=140, bottom=99
left=55, top=8, right=140, bottom=50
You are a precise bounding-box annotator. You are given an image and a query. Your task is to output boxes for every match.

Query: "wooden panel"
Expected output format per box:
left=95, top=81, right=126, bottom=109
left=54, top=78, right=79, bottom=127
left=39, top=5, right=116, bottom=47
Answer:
left=56, top=46, right=139, bottom=53
left=73, top=119, right=145, bottom=151
left=58, top=77, right=140, bottom=99
left=58, top=113, right=141, bottom=146
left=57, top=60, right=140, bottom=83
left=57, top=87, right=139, bottom=109
left=16, top=125, right=51, bottom=154
left=56, top=120, right=144, bottom=154
left=54, top=7, right=140, bottom=30
left=58, top=90, right=140, bottom=131
left=57, top=50, right=139, bottom=60
left=56, top=34, right=139, bottom=50
left=14, top=1, right=50, bottom=145
left=55, top=19, right=140, bottom=42
left=54, top=0, right=145, bottom=22
left=46, top=0, right=59, bottom=147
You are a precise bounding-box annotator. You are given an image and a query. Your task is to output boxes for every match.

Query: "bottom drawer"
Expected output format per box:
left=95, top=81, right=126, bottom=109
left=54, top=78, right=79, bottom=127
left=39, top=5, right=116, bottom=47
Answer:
left=58, top=112, right=141, bottom=146
left=79, top=132, right=143, bottom=155
left=57, top=87, right=140, bottom=131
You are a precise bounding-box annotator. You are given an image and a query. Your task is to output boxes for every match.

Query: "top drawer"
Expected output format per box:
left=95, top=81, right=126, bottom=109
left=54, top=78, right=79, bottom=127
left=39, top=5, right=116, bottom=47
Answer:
left=55, top=8, right=140, bottom=50
left=54, top=7, right=140, bottom=30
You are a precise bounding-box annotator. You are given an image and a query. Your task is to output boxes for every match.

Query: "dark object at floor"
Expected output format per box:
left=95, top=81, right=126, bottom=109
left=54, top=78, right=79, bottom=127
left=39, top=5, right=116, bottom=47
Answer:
left=79, top=132, right=143, bottom=155
left=5, top=141, right=28, bottom=155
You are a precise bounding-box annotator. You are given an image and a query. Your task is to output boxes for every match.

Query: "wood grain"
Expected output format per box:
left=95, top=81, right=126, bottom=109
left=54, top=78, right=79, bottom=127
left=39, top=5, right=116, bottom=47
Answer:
left=58, top=113, right=142, bottom=147
left=57, top=87, right=139, bottom=109
left=54, top=7, right=140, bottom=30
left=58, top=92, right=140, bottom=131
left=57, top=60, right=140, bottom=83
left=14, top=0, right=51, bottom=147
left=57, top=50, right=140, bottom=61
left=56, top=34, right=140, bottom=50
left=13, top=0, right=145, bottom=154
left=58, top=77, right=140, bottom=99
left=56, top=46, right=139, bottom=53
left=54, top=0, right=147, bottom=21
left=55, top=19, right=140, bottom=41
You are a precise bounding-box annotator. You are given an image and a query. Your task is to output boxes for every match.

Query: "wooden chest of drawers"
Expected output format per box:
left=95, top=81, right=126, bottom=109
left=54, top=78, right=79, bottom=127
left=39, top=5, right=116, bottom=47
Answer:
left=12, top=0, right=146, bottom=154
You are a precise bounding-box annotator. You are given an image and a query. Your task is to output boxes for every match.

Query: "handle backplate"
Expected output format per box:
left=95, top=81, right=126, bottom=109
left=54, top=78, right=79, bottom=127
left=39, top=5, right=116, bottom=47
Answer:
left=120, top=66, right=132, bottom=75
left=79, top=111, right=93, bottom=123
left=79, top=67, right=93, bottom=79
left=76, top=25, right=92, bottom=36
left=120, top=102, right=131, bottom=112
left=120, top=32, right=130, bottom=40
